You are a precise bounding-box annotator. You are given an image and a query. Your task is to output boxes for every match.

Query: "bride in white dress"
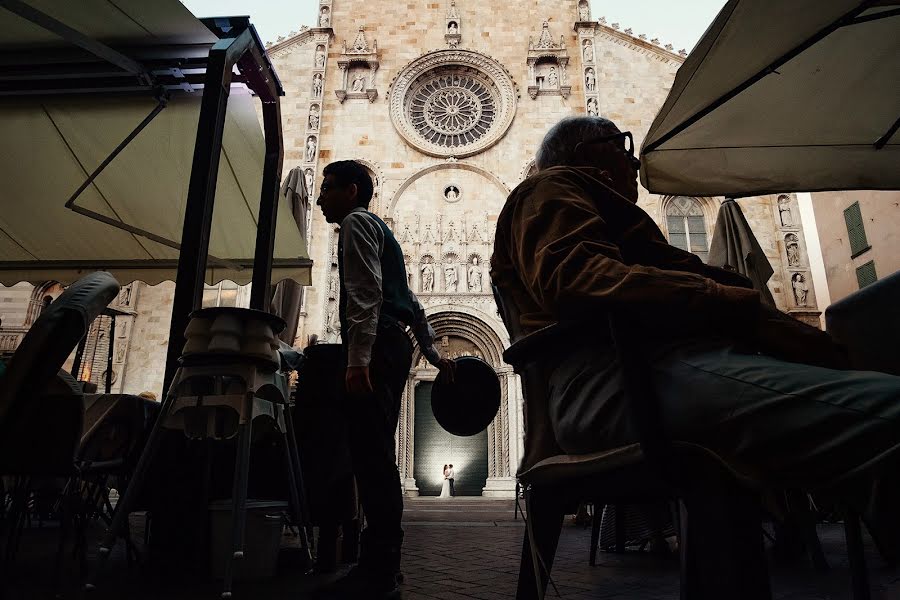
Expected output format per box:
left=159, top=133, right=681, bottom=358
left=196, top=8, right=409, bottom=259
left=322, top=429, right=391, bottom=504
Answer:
left=439, top=464, right=451, bottom=498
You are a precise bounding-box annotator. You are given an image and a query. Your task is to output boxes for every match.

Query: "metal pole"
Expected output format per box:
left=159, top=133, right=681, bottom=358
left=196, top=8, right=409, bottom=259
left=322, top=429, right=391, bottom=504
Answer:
left=249, top=97, right=284, bottom=310
left=162, top=30, right=253, bottom=398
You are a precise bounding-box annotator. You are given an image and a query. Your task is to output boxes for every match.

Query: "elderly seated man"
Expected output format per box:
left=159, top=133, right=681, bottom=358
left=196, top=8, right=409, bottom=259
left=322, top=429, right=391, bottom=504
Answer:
left=490, top=116, right=900, bottom=561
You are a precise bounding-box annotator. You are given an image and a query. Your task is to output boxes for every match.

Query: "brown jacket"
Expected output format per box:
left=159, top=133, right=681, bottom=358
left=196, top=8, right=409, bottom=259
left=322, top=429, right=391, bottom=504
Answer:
left=491, top=166, right=760, bottom=337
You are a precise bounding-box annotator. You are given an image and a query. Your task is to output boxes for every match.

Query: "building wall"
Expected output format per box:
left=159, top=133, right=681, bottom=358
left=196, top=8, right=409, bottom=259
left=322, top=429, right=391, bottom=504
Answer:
left=811, top=190, right=900, bottom=303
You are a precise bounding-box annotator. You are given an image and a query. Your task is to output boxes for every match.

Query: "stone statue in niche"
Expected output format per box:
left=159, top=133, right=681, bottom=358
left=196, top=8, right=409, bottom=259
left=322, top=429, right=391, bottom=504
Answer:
left=115, top=344, right=126, bottom=363
left=778, top=195, right=793, bottom=227
left=444, top=264, right=459, bottom=292
left=786, top=234, right=801, bottom=267
left=328, top=276, right=338, bottom=299
left=305, top=168, right=314, bottom=195
left=578, top=0, right=590, bottom=21
left=351, top=74, right=366, bottom=92
left=583, top=39, right=594, bottom=63
left=406, top=266, right=413, bottom=288
left=313, top=73, right=323, bottom=97
left=319, top=7, right=330, bottom=27
left=444, top=185, right=459, bottom=201
left=468, top=257, right=483, bottom=292
left=421, top=263, right=435, bottom=293
left=315, top=46, right=326, bottom=68
left=308, top=105, right=320, bottom=130
left=587, top=97, right=598, bottom=116
left=448, top=22, right=458, bottom=34
left=585, top=68, right=596, bottom=91
left=547, top=67, right=559, bottom=88
left=117, top=285, right=131, bottom=306
left=305, top=136, right=317, bottom=162
left=792, top=273, right=809, bottom=306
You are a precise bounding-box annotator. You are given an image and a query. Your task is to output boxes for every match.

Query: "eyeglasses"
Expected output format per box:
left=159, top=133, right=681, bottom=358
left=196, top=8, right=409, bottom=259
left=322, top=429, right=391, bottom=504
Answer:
left=575, top=131, right=641, bottom=170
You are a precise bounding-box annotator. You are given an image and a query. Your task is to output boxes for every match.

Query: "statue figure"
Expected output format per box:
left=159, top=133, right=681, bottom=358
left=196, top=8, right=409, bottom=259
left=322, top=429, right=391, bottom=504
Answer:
left=787, top=240, right=801, bottom=267
left=421, top=263, right=435, bottom=293
left=305, top=168, right=314, bottom=195
left=328, top=276, right=338, bottom=299
left=587, top=97, right=598, bottom=116
left=444, top=264, right=459, bottom=292
left=445, top=186, right=459, bottom=201
left=547, top=67, right=558, bottom=88
left=578, top=1, right=590, bottom=21
left=585, top=68, right=596, bottom=91
left=308, top=105, right=320, bottom=130
left=792, top=273, right=809, bottom=307
left=319, top=7, right=330, bottom=27
left=583, top=40, right=594, bottom=63
left=306, top=137, right=317, bottom=162
left=351, top=74, right=366, bottom=92
left=467, top=257, right=483, bottom=292
left=778, top=195, right=794, bottom=227
left=313, top=73, right=323, bottom=96
left=448, top=22, right=458, bottom=34
left=315, top=48, right=326, bottom=69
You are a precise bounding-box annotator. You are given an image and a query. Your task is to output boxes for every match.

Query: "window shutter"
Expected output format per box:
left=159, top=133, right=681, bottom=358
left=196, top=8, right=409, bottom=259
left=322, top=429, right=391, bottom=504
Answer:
left=855, top=261, right=877, bottom=289
left=843, top=202, right=869, bottom=257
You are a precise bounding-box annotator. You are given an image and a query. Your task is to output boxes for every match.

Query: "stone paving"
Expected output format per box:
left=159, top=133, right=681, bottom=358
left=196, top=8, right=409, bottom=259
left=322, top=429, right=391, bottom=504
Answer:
left=5, top=497, right=900, bottom=599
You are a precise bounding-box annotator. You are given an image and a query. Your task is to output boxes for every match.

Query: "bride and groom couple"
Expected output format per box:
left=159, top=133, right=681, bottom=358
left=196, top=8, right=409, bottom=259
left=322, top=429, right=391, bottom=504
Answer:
left=439, top=464, right=455, bottom=498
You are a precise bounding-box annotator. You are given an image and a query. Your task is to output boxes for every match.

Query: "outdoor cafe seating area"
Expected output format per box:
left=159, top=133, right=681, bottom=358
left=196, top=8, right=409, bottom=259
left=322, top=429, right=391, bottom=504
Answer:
left=1, top=0, right=899, bottom=598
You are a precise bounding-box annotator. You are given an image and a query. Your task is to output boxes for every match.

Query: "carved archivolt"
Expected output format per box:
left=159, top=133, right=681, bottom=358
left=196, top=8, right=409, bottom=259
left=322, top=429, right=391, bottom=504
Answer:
left=388, top=50, right=519, bottom=158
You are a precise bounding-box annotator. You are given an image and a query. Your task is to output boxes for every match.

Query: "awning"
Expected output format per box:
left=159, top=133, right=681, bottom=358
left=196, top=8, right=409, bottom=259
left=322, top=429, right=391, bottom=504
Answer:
left=640, top=0, right=900, bottom=197
left=0, top=1, right=311, bottom=287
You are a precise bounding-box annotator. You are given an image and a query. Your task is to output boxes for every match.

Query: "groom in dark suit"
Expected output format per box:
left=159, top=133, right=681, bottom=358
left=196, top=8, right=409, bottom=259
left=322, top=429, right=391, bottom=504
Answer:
left=448, top=464, right=455, bottom=497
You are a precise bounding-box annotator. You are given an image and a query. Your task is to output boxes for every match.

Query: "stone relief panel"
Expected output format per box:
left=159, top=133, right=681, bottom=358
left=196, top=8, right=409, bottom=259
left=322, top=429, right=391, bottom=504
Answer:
left=336, top=27, right=380, bottom=103
left=526, top=22, right=571, bottom=99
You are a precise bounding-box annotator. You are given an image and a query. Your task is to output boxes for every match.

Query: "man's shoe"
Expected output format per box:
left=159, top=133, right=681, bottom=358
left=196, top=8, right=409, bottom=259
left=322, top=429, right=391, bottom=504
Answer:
left=314, top=565, right=401, bottom=599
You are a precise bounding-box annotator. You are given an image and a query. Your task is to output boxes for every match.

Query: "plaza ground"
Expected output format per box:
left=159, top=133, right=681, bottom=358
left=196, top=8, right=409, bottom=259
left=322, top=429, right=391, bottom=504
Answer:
left=5, top=497, right=900, bottom=599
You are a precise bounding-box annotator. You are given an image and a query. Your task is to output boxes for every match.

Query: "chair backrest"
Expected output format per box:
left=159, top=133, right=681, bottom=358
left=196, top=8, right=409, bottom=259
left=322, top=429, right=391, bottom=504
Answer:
left=825, top=269, right=900, bottom=375
left=0, top=272, right=119, bottom=434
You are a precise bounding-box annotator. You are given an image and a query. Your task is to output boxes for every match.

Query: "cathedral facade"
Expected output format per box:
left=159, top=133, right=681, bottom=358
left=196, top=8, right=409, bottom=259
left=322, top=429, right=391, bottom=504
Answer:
left=0, top=1, right=822, bottom=498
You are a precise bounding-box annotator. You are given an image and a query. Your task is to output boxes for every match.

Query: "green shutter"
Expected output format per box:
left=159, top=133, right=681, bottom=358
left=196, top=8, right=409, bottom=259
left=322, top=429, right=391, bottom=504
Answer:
left=855, top=260, right=877, bottom=289
left=843, top=202, right=870, bottom=257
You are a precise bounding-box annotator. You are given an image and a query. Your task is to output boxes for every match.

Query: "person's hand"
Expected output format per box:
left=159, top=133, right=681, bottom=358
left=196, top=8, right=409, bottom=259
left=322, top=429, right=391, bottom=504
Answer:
left=345, top=365, right=373, bottom=396
left=751, top=305, right=850, bottom=370
left=435, top=358, right=456, bottom=384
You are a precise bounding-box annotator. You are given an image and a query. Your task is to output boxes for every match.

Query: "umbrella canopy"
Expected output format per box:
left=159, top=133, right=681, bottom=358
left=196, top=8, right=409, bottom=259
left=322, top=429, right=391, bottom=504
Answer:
left=708, top=199, right=776, bottom=306
left=0, top=0, right=311, bottom=287
left=270, top=168, right=311, bottom=344
left=640, top=0, right=900, bottom=197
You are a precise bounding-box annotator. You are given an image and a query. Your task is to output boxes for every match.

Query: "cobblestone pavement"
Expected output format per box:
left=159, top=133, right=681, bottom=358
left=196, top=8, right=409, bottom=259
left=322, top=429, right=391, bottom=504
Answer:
left=5, top=497, right=900, bottom=599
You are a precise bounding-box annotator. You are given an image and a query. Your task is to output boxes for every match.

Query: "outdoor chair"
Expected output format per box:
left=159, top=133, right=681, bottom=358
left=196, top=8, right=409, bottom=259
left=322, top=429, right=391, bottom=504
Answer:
left=493, top=283, right=873, bottom=600
left=0, top=272, right=120, bottom=584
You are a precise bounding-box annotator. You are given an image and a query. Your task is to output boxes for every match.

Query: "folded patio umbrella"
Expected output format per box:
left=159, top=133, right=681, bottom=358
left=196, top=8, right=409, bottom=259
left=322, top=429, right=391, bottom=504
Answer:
left=270, top=168, right=310, bottom=344
left=640, top=0, right=900, bottom=197
left=708, top=199, right=776, bottom=306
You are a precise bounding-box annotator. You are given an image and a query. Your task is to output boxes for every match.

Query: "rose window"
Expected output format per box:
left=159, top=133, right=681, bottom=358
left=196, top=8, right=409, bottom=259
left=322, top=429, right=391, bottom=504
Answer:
left=390, top=50, right=518, bottom=158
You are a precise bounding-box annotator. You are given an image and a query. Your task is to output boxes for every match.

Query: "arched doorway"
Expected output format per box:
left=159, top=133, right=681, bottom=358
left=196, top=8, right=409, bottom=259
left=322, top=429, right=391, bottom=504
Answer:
left=412, top=380, right=488, bottom=496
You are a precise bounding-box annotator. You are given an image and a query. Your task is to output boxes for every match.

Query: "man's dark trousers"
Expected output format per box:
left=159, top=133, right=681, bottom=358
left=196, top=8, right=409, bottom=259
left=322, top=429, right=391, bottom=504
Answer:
left=344, top=322, right=412, bottom=573
left=449, top=478, right=455, bottom=497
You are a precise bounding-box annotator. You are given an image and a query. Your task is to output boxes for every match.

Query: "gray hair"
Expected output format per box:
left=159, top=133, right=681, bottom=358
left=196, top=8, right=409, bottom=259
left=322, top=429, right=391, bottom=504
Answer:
left=534, top=116, right=619, bottom=171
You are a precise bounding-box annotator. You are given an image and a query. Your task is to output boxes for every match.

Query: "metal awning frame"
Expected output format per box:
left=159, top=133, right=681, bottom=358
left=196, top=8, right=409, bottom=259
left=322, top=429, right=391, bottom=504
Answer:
left=1, top=4, right=299, bottom=394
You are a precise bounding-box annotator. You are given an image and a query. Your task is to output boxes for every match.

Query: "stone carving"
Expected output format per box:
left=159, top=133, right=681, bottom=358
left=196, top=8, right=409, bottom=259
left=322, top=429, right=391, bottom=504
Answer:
left=792, top=273, right=809, bottom=307
left=305, top=168, right=315, bottom=195
left=587, top=97, right=598, bottom=116
left=469, top=223, right=482, bottom=242
left=585, top=68, right=596, bottom=91
left=444, top=185, right=460, bottom=202
left=348, top=27, right=371, bottom=53
left=117, top=285, right=132, bottom=307
left=578, top=0, right=590, bottom=21
left=547, top=67, right=558, bottom=88
left=778, top=194, right=793, bottom=227
left=445, top=0, right=462, bottom=47
left=443, top=220, right=457, bottom=242
left=305, top=136, right=317, bottom=162
left=467, top=257, right=483, bottom=292
left=328, top=275, right=338, bottom=299
left=351, top=74, right=366, bottom=92
left=583, top=39, right=594, bottom=63
left=315, top=46, right=326, bottom=68
left=421, top=263, right=435, bottom=293
left=448, top=22, right=458, bottom=34
left=786, top=233, right=801, bottom=267
left=423, top=224, right=435, bottom=243
left=308, top=104, right=320, bottom=130
left=319, top=6, right=330, bottom=27
left=115, top=344, right=126, bottom=363
left=313, top=73, right=323, bottom=97
left=444, top=264, right=459, bottom=292
left=388, top=49, right=518, bottom=158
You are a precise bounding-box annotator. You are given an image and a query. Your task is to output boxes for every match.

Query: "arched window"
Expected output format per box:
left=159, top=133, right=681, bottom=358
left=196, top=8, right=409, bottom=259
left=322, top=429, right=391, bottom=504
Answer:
left=666, top=197, right=709, bottom=263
